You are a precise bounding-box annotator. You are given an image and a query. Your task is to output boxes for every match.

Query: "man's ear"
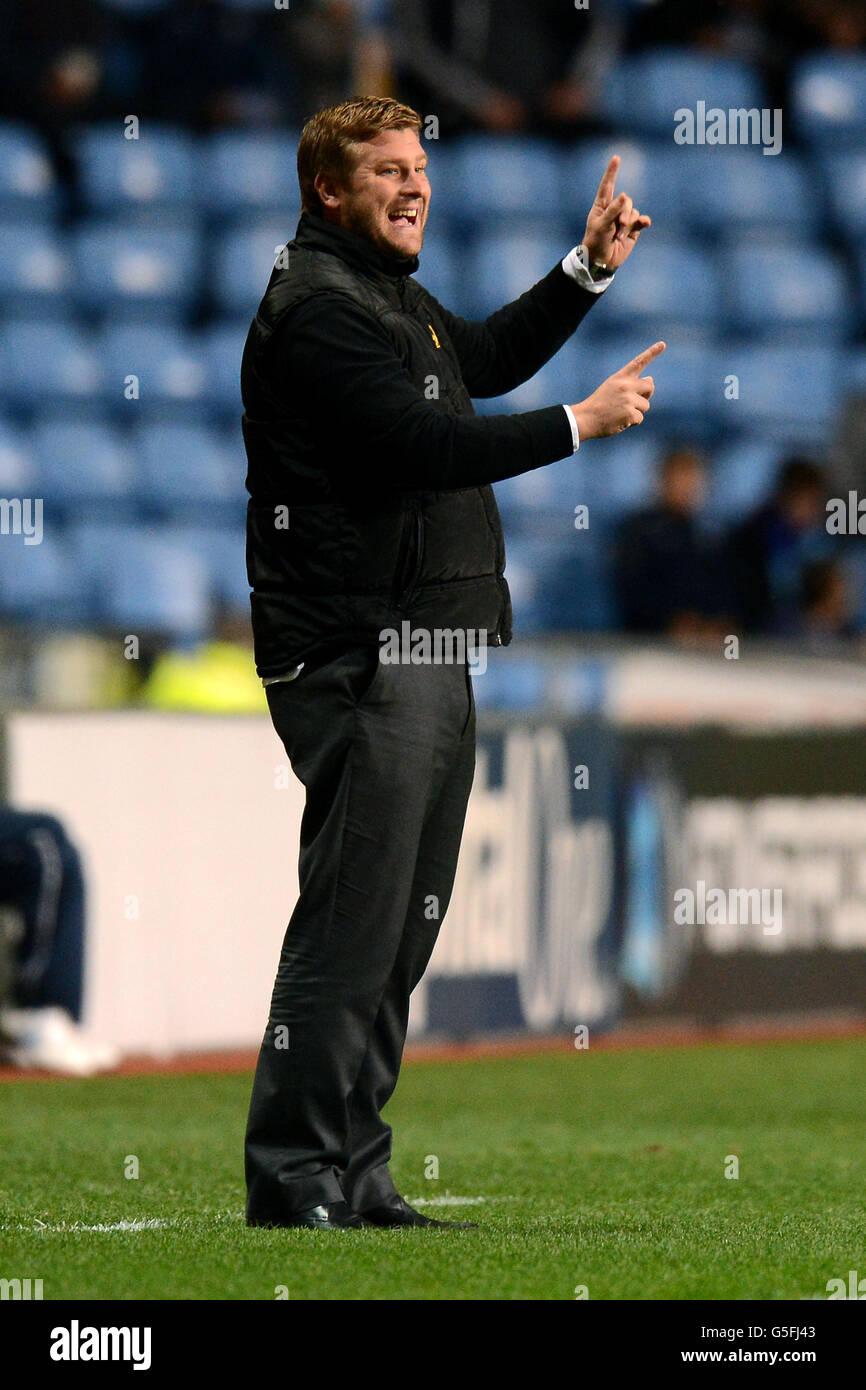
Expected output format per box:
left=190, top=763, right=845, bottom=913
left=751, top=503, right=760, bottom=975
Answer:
left=314, top=172, right=342, bottom=215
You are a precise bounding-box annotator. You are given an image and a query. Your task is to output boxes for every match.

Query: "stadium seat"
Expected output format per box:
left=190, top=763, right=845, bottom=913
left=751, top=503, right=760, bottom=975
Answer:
left=202, top=132, right=301, bottom=220
left=211, top=221, right=293, bottom=316
left=493, top=455, right=591, bottom=536
left=822, top=152, right=866, bottom=246
left=200, top=321, right=247, bottom=418
left=792, top=54, right=866, bottom=149
left=74, top=125, right=200, bottom=214
left=466, top=223, right=572, bottom=320
left=578, top=339, right=717, bottom=441
left=504, top=534, right=615, bottom=631
left=473, top=338, right=581, bottom=415
left=168, top=524, right=250, bottom=611
left=97, top=324, right=209, bottom=417
left=131, top=421, right=241, bottom=521
left=29, top=420, right=137, bottom=519
left=0, top=420, right=36, bottom=492
left=0, top=223, right=72, bottom=317
left=604, top=50, right=765, bottom=138
left=579, top=429, right=665, bottom=518
left=71, top=222, right=201, bottom=318
left=720, top=243, right=852, bottom=339
left=675, top=148, right=818, bottom=239
left=0, top=534, right=87, bottom=625
left=413, top=233, right=459, bottom=310
left=0, top=321, right=103, bottom=410
left=446, top=137, right=565, bottom=227
left=587, top=238, right=721, bottom=332
left=0, top=123, right=58, bottom=220
left=559, top=140, right=683, bottom=230
left=68, top=522, right=213, bottom=638
left=706, top=436, right=787, bottom=524
left=715, top=345, right=842, bottom=447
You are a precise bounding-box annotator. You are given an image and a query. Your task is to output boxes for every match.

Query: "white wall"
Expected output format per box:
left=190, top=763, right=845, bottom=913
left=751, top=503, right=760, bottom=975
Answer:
left=7, top=712, right=306, bottom=1054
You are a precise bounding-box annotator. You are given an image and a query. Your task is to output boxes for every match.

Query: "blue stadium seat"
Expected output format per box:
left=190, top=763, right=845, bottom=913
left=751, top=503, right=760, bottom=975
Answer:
left=580, top=429, right=665, bottom=518
left=706, top=437, right=787, bottom=524
left=74, top=125, right=200, bottom=214
left=604, top=50, right=764, bottom=138
left=68, top=522, right=213, bottom=638
left=201, top=321, right=247, bottom=417
left=0, top=123, right=58, bottom=220
left=793, top=55, right=866, bottom=149
left=470, top=655, right=547, bottom=712
left=131, top=422, right=241, bottom=521
left=676, top=148, right=818, bottom=239
left=202, top=132, right=301, bottom=220
left=106, top=531, right=213, bottom=638
left=169, top=525, right=250, bottom=611
left=29, top=420, right=137, bottom=518
left=823, top=152, right=866, bottom=245
left=414, top=233, right=458, bottom=309
left=0, top=223, right=72, bottom=317
left=0, top=420, right=37, bottom=493
left=466, top=223, right=571, bottom=319
left=447, top=137, right=565, bottom=226
left=504, top=534, right=615, bottom=632
left=71, top=222, right=201, bottom=318
left=97, top=324, right=209, bottom=416
left=0, top=321, right=103, bottom=410
left=587, top=239, right=720, bottom=332
left=577, top=340, right=716, bottom=440
left=493, top=455, right=590, bottom=536
left=211, top=221, right=292, bottom=316
left=0, top=534, right=87, bottom=624
left=720, top=243, right=852, bottom=339
left=474, top=339, right=580, bottom=415
left=559, top=140, right=683, bottom=230
left=716, top=345, right=842, bottom=446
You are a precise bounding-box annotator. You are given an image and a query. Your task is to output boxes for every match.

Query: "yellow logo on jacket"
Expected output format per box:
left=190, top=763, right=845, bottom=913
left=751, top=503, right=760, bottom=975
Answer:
left=427, top=322, right=441, bottom=349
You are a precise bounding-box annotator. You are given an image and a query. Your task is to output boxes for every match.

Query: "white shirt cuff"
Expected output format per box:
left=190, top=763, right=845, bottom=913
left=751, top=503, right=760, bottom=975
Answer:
left=562, top=243, right=615, bottom=294
left=562, top=404, right=580, bottom=452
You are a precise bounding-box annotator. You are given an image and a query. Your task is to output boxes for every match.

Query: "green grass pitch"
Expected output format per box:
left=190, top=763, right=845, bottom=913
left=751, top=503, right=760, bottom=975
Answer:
left=2, top=1038, right=864, bottom=1301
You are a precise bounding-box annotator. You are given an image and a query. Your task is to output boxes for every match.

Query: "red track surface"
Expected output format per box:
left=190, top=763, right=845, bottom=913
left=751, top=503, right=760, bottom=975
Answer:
left=2, top=1014, right=866, bottom=1082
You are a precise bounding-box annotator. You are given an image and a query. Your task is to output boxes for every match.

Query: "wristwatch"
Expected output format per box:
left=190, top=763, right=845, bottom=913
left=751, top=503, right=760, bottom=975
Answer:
left=584, top=248, right=610, bottom=281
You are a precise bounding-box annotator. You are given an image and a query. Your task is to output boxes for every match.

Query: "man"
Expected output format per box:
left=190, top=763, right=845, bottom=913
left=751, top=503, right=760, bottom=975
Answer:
left=729, top=457, right=829, bottom=635
left=0, top=802, right=119, bottom=1075
left=615, top=445, right=730, bottom=639
left=241, top=96, right=661, bottom=1230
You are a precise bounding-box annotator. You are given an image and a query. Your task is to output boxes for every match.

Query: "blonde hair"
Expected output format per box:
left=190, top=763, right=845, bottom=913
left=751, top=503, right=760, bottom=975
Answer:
left=297, top=96, right=423, bottom=214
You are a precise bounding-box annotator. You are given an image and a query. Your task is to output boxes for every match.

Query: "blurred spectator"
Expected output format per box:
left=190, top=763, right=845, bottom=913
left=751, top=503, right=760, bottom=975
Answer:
left=729, top=457, right=831, bottom=636
left=390, top=0, right=621, bottom=136
left=614, top=445, right=729, bottom=639
left=0, top=803, right=119, bottom=1074
left=797, top=558, right=860, bottom=652
left=140, top=603, right=265, bottom=712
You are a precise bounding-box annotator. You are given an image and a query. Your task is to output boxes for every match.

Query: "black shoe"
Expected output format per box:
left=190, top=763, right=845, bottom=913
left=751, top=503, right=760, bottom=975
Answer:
left=247, top=1200, right=367, bottom=1230
left=361, top=1194, right=478, bottom=1229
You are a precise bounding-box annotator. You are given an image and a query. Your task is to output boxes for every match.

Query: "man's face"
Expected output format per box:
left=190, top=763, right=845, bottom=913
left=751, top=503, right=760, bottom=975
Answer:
left=316, top=127, right=430, bottom=260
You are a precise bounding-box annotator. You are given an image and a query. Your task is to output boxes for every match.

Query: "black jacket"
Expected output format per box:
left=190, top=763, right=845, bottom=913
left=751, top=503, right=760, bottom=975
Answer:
left=241, top=211, right=598, bottom=677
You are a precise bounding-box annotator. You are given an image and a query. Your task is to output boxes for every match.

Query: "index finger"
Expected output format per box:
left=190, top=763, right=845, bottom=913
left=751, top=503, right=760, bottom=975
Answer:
left=594, top=155, right=620, bottom=205
left=625, top=340, right=666, bottom=374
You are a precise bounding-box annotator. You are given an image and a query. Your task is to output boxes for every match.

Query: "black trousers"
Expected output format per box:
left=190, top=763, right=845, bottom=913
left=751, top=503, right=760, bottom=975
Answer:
left=245, top=644, right=476, bottom=1219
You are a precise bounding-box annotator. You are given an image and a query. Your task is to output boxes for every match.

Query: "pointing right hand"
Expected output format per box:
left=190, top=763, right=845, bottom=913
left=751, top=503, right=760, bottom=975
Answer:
left=569, top=341, right=666, bottom=440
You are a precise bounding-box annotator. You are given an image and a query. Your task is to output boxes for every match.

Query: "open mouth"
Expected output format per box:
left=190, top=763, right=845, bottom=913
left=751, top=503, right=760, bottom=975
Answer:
left=388, top=207, right=420, bottom=229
